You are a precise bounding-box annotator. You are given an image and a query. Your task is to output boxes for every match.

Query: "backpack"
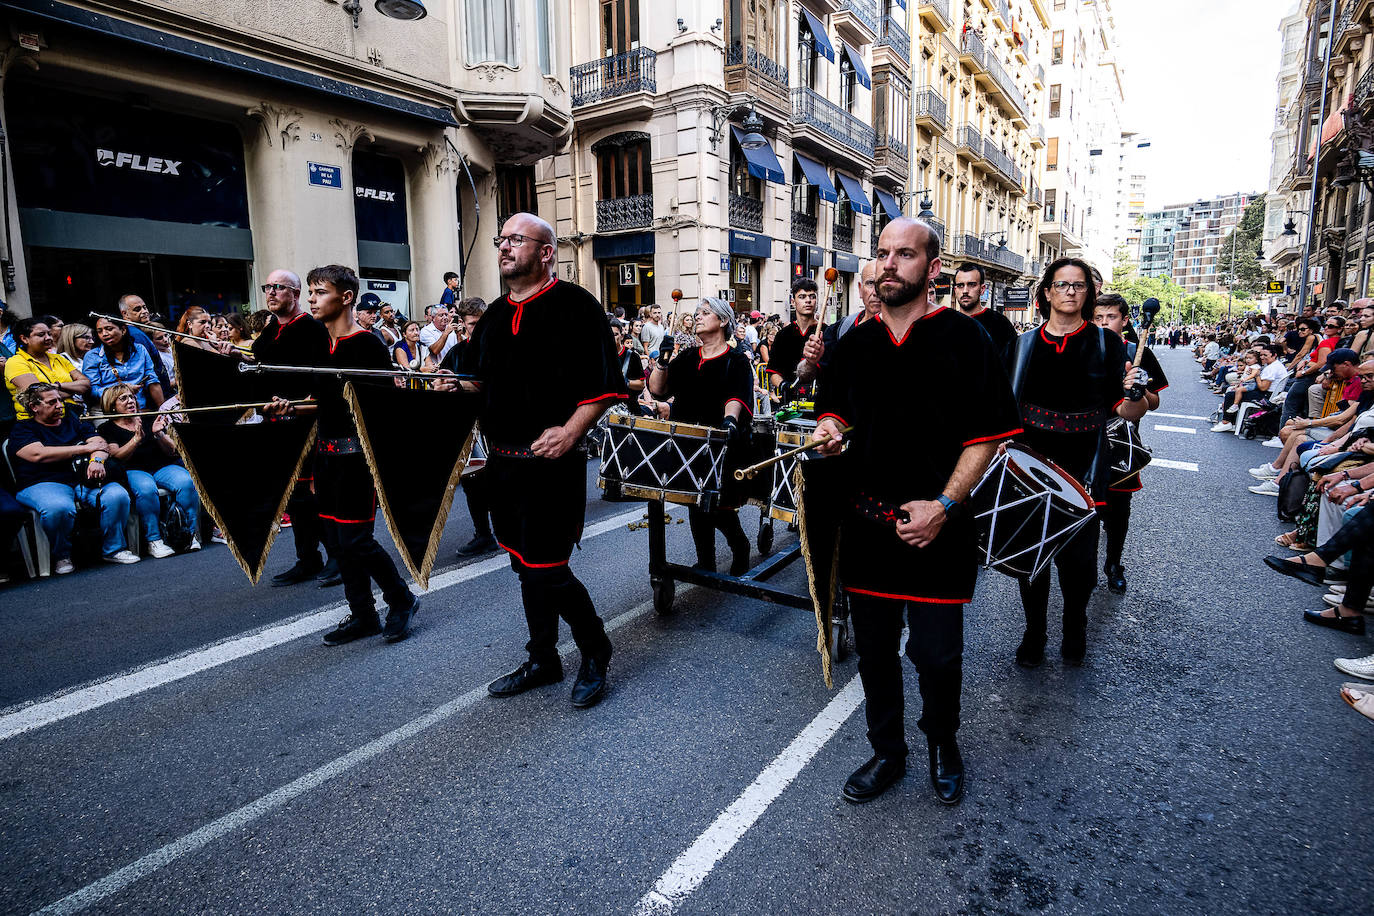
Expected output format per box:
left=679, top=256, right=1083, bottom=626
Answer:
left=1277, top=468, right=1310, bottom=523
left=162, top=500, right=194, bottom=553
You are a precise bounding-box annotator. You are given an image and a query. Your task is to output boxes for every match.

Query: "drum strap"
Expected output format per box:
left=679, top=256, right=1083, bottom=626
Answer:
left=317, top=436, right=362, bottom=455
left=853, top=493, right=911, bottom=527
left=489, top=443, right=537, bottom=459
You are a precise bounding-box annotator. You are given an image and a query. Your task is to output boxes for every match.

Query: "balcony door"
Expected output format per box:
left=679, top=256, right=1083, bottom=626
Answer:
left=601, top=0, right=639, bottom=57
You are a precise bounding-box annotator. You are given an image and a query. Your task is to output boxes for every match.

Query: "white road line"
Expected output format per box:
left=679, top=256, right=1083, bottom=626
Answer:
left=34, top=593, right=668, bottom=916
left=1154, top=412, right=1211, bottom=422
left=633, top=675, right=865, bottom=916
left=0, top=505, right=668, bottom=743
left=1151, top=458, right=1199, bottom=472
left=1153, top=424, right=1197, bottom=434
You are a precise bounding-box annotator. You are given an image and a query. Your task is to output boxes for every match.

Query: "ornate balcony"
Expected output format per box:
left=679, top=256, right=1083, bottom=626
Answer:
left=1028, top=180, right=1042, bottom=209
left=918, top=0, right=952, bottom=32
left=1030, top=123, right=1046, bottom=148
left=985, top=54, right=1029, bottom=124
left=1032, top=62, right=1045, bottom=88
left=874, top=133, right=910, bottom=183
left=955, top=123, right=984, bottom=163
left=959, top=29, right=986, bottom=72
left=596, top=194, right=653, bottom=232
left=725, top=43, right=790, bottom=108
left=835, top=0, right=879, bottom=44
left=875, top=15, right=911, bottom=66
left=992, top=0, right=1011, bottom=27
left=984, top=144, right=1017, bottom=187
left=729, top=194, right=764, bottom=232
left=927, top=217, right=946, bottom=245
left=834, top=222, right=854, bottom=251
left=913, top=86, right=948, bottom=133
left=791, top=210, right=819, bottom=244
left=792, top=87, right=876, bottom=159
left=571, top=48, right=656, bottom=108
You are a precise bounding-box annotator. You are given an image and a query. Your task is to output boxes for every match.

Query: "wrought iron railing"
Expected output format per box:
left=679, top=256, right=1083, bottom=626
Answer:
left=596, top=194, right=653, bottom=232
left=1033, top=62, right=1044, bottom=84
left=870, top=233, right=878, bottom=258
left=838, top=0, right=879, bottom=35
left=1033, top=123, right=1046, bottom=146
left=791, top=210, right=818, bottom=244
left=985, top=54, right=1028, bottom=120
left=928, top=217, right=946, bottom=244
left=960, top=29, right=985, bottom=68
left=729, top=194, right=764, bottom=232
left=913, top=86, right=948, bottom=132
left=984, top=144, right=1015, bottom=183
left=725, top=43, right=790, bottom=94
left=1029, top=181, right=1041, bottom=206
left=1357, top=63, right=1374, bottom=108
left=792, top=87, right=877, bottom=158
left=571, top=48, right=657, bottom=107
left=956, top=123, right=982, bottom=157
left=876, top=14, right=910, bottom=64
left=994, top=0, right=1011, bottom=25
left=833, top=222, right=854, bottom=251
left=882, top=133, right=908, bottom=163
left=918, top=0, right=951, bottom=27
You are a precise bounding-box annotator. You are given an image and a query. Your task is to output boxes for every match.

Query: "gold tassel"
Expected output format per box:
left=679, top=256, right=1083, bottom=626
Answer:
left=794, top=462, right=837, bottom=689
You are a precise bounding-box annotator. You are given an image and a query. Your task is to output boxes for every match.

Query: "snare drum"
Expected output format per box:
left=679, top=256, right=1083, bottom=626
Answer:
left=767, top=418, right=819, bottom=525
left=967, top=444, right=1097, bottom=580
left=1106, top=417, right=1152, bottom=485
left=598, top=413, right=730, bottom=509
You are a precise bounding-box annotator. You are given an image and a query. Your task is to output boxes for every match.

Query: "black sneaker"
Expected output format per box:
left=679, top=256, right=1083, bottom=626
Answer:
left=383, top=596, right=419, bottom=642
left=322, top=613, right=382, bottom=645
left=457, top=533, right=499, bottom=557
left=272, top=559, right=323, bottom=586
left=1015, top=636, right=1045, bottom=669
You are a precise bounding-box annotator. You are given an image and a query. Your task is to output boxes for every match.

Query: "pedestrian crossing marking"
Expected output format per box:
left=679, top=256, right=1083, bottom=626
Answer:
left=1154, top=412, right=1210, bottom=421
left=1154, top=425, right=1196, bottom=434
left=1151, top=458, right=1199, bottom=472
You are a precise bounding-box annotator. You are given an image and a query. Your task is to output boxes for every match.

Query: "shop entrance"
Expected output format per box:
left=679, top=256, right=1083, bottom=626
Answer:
left=728, top=256, right=757, bottom=315
left=601, top=258, right=655, bottom=319
left=25, top=248, right=251, bottom=324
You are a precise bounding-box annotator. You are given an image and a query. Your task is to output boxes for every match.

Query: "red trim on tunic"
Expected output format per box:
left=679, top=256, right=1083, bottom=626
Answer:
left=320, top=512, right=377, bottom=524
left=498, top=540, right=569, bottom=568
left=963, top=428, right=1023, bottom=446
left=1109, top=481, right=1143, bottom=493
left=272, top=312, right=305, bottom=341
left=918, top=305, right=948, bottom=321
left=1155, top=384, right=1170, bottom=392
left=507, top=277, right=558, bottom=335
left=847, top=586, right=970, bottom=605
left=328, top=329, right=369, bottom=355
left=576, top=392, right=629, bottom=407
left=726, top=398, right=753, bottom=416
left=816, top=412, right=849, bottom=428
left=697, top=349, right=728, bottom=370
left=1112, top=397, right=1126, bottom=411
left=1039, top=320, right=1088, bottom=354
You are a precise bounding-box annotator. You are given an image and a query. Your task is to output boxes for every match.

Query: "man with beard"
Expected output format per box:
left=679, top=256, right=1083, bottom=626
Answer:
left=813, top=218, right=1021, bottom=806
left=453, top=213, right=627, bottom=709
left=251, top=268, right=341, bottom=587
left=796, top=260, right=883, bottom=384
left=767, top=278, right=822, bottom=402
left=116, top=294, right=172, bottom=392
left=952, top=263, right=1016, bottom=365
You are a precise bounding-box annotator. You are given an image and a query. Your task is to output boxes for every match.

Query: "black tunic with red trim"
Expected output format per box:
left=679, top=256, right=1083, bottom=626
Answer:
left=252, top=312, right=332, bottom=400
left=1109, top=344, right=1168, bottom=493
left=460, top=279, right=628, bottom=566
left=313, top=330, right=393, bottom=524
left=966, top=307, right=1017, bottom=368
left=1016, top=322, right=1129, bottom=502
left=663, top=347, right=754, bottom=427
left=768, top=321, right=822, bottom=399
left=815, top=307, right=1021, bottom=603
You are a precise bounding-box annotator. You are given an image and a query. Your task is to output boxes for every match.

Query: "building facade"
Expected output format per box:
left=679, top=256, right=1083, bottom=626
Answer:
left=1139, top=192, right=1258, bottom=294
left=0, top=0, right=570, bottom=320
left=1261, top=4, right=1309, bottom=304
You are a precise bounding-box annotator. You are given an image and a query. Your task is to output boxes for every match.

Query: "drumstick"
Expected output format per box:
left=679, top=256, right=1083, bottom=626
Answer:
left=733, top=425, right=853, bottom=480
left=83, top=400, right=313, bottom=421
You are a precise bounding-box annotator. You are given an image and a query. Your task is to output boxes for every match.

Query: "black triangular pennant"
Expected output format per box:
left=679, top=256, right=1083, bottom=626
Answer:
left=173, top=419, right=317, bottom=584
left=173, top=341, right=259, bottom=422
left=345, top=381, right=482, bottom=589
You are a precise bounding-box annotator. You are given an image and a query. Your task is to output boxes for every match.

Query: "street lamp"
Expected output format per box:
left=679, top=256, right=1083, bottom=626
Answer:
left=708, top=99, right=767, bottom=151
left=342, top=0, right=427, bottom=26
left=897, top=188, right=937, bottom=220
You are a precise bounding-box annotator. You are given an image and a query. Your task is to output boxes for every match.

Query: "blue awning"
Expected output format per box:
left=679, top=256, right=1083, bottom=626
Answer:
left=593, top=232, right=655, bottom=260
left=729, top=230, right=773, bottom=259
left=835, top=172, right=872, bottom=215
left=793, top=152, right=837, bottom=203
left=833, top=250, right=861, bottom=273
left=731, top=127, right=785, bottom=185
left=874, top=188, right=902, bottom=220
left=800, top=7, right=835, bottom=63
left=892, top=0, right=907, bottom=8
left=841, top=41, right=871, bottom=90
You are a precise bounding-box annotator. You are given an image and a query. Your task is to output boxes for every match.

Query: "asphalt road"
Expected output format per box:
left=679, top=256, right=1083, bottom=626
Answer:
left=2, top=347, right=1371, bottom=915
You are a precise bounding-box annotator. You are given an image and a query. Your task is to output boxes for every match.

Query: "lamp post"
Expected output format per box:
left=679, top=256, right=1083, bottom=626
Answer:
left=1225, top=217, right=1239, bottom=322
left=1298, top=0, right=1341, bottom=315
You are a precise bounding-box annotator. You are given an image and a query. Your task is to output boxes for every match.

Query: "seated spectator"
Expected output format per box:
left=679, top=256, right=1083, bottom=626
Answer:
left=7, top=384, right=139, bottom=572
left=96, top=383, right=200, bottom=557
left=57, top=323, right=96, bottom=368
left=392, top=320, right=423, bottom=371
left=83, top=315, right=164, bottom=410
left=1200, top=334, right=1221, bottom=373
left=177, top=307, right=236, bottom=355
left=4, top=316, right=92, bottom=420
left=1212, top=343, right=1288, bottom=432
left=145, top=321, right=177, bottom=385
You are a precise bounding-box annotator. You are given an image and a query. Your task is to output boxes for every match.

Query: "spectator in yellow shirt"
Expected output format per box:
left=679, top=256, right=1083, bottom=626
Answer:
left=4, top=317, right=92, bottom=420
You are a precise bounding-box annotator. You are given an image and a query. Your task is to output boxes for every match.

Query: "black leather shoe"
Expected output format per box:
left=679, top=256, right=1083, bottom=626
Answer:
left=272, top=559, right=323, bottom=586
left=457, top=533, right=498, bottom=557
left=928, top=739, right=964, bottom=805
left=1105, top=562, right=1127, bottom=594
left=1263, top=554, right=1328, bottom=587
left=1061, top=633, right=1086, bottom=666
left=383, top=596, right=419, bottom=642
left=487, top=659, right=564, bottom=697
left=317, top=572, right=344, bottom=588
left=728, top=534, right=751, bottom=576
left=842, top=754, right=906, bottom=804
left=570, top=651, right=612, bottom=709
left=1015, top=636, right=1045, bottom=669
left=1303, top=608, right=1367, bottom=635
left=322, top=613, right=382, bottom=645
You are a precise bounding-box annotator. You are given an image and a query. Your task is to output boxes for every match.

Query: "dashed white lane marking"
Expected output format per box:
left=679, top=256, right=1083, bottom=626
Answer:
left=1154, top=412, right=1211, bottom=422
left=1151, top=458, right=1200, bottom=472
left=632, top=675, right=865, bottom=915
left=0, top=505, right=668, bottom=743
left=33, top=593, right=667, bottom=916
left=1153, top=424, right=1197, bottom=434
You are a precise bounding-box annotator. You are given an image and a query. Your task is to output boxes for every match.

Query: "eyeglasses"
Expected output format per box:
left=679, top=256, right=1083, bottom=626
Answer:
left=493, top=234, right=547, bottom=249
left=1325, top=323, right=1340, bottom=329
left=261, top=283, right=298, bottom=293
left=1051, top=280, right=1089, bottom=293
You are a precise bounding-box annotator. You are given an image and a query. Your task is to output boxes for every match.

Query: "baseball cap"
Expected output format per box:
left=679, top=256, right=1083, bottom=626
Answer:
left=1326, top=347, right=1359, bottom=368
left=750, top=310, right=762, bottom=319
left=358, top=293, right=382, bottom=310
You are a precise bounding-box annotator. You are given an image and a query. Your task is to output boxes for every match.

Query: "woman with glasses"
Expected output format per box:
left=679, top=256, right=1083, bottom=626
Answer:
left=1008, top=258, right=1146, bottom=669
left=56, top=323, right=96, bottom=368
left=83, top=315, right=164, bottom=410
left=1280, top=317, right=1335, bottom=427
left=4, top=316, right=93, bottom=420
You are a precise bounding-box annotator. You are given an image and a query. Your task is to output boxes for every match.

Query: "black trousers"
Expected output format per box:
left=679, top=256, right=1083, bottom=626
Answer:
left=287, top=481, right=337, bottom=568
left=687, top=505, right=748, bottom=566
left=513, top=557, right=612, bottom=667
left=848, top=592, right=964, bottom=758
left=1101, top=488, right=1132, bottom=567
left=337, top=516, right=414, bottom=620
left=1316, top=507, right=1374, bottom=609
left=1017, top=516, right=1100, bottom=648
left=461, top=474, right=492, bottom=537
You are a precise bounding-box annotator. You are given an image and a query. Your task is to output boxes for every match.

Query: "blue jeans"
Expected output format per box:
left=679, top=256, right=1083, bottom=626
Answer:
left=16, top=481, right=130, bottom=558
left=126, top=466, right=198, bottom=542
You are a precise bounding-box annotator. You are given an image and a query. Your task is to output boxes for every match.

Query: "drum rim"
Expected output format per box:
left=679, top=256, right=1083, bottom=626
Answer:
left=607, top=413, right=727, bottom=440
left=1001, top=442, right=1094, bottom=509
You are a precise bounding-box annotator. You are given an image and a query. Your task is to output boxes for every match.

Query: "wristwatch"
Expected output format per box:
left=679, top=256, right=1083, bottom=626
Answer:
left=936, top=494, right=958, bottom=514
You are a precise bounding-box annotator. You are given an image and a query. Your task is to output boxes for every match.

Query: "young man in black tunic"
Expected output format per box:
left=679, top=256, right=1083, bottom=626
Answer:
left=953, top=262, right=1017, bottom=365
left=456, top=213, right=627, bottom=709
left=1011, top=259, right=1145, bottom=669
left=767, top=278, right=823, bottom=403
left=814, top=218, right=1022, bottom=806
left=1092, top=293, right=1167, bottom=594
left=647, top=297, right=755, bottom=574
left=252, top=268, right=341, bottom=588
left=267, top=265, right=419, bottom=645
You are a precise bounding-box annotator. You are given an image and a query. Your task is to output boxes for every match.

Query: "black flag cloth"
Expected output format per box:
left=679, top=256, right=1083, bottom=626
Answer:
left=345, top=382, right=482, bottom=589
left=795, top=456, right=846, bottom=687
left=173, top=341, right=259, bottom=421
left=174, top=419, right=317, bottom=584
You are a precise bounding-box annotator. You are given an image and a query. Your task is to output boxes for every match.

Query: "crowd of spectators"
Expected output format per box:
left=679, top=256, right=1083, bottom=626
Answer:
left=1186, top=298, right=1374, bottom=723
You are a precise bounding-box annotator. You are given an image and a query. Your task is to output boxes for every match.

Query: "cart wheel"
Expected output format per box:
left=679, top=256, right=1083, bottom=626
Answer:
left=831, top=620, right=850, bottom=662
left=653, top=577, right=676, bottom=615
left=757, top=522, right=775, bottom=556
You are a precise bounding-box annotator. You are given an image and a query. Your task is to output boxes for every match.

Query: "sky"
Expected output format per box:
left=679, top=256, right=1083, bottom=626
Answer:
left=1110, top=0, right=1295, bottom=209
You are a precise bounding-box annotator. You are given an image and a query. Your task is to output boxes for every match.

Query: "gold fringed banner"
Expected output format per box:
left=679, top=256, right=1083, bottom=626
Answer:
left=795, top=461, right=840, bottom=689
left=172, top=341, right=256, bottom=422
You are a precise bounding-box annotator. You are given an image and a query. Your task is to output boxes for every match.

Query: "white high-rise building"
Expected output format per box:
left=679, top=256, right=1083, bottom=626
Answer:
left=1261, top=4, right=1309, bottom=308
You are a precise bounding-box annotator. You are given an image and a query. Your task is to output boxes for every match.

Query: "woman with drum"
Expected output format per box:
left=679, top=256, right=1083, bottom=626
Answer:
left=647, top=298, right=755, bottom=575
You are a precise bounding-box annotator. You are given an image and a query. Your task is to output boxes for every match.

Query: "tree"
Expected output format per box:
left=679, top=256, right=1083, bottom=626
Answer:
left=1216, top=195, right=1276, bottom=297
left=1110, top=273, right=1187, bottom=324
left=1112, top=244, right=1136, bottom=287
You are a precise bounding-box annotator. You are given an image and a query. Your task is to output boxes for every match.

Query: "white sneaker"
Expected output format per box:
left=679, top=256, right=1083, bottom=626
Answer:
left=147, top=540, right=175, bottom=559
left=1335, top=653, right=1374, bottom=681
left=1261, top=437, right=1283, bottom=448
left=1248, top=480, right=1281, bottom=495
left=211, top=529, right=227, bottom=545
left=1248, top=464, right=1278, bottom=480
left=188, top=537, right=202, bottom=552
left=1225, top=404, right=1239, bottom=415
left=1211, top=421, right=1235, bottom=432
left=54, top=558, right=75, bottom=575
left=103, top=549, right=141, bottom=565
left=1324, top=592, right=1374, bottom=609
left=1330, top=583, right=1348, bottom=595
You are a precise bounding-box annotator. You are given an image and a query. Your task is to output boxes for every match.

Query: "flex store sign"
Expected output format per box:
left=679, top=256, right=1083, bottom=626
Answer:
left=97, top=149, right=182, bottom=175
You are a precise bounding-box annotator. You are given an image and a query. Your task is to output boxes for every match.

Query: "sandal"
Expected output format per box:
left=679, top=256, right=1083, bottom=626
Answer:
left=1340, top=685, right=1374, bottom=722
left=1274, top=531, right=1301, bottom=547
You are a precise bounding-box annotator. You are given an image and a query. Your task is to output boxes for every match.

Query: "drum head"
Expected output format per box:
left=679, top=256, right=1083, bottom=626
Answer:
left=1004, top=445, right=1093, bottom=511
